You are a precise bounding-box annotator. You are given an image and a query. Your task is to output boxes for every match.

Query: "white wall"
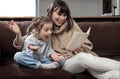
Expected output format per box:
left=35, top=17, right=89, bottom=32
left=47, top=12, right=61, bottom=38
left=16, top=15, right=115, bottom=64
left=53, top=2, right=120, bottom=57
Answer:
left=38, top=0, right=103, bottom=17
left=0, top=0, right=36, bottom=17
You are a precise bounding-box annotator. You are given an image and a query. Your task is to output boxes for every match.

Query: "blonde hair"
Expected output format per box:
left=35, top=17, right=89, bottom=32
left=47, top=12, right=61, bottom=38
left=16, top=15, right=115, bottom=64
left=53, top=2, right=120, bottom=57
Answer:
left=26, top=16, right=52, bottom=35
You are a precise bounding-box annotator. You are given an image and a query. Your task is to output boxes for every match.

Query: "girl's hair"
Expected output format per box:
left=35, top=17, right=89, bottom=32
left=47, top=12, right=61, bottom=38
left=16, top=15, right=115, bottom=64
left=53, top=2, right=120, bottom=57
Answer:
left=47, top=0, right=73, bottom=31
left=26, top=16, right=52, bottom=35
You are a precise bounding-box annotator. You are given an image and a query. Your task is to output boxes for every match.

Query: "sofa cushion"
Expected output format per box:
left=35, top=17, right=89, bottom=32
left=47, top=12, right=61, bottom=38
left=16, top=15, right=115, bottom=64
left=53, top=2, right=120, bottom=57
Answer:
left=0, top=57, right=73, bottom=79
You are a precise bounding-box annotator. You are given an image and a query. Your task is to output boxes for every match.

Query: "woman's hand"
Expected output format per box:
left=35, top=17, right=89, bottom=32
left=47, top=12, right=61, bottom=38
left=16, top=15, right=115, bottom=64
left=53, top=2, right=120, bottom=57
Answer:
left=74, top=45, right=84, bottom=53
left=6, top=20, right=21, bottom=35
left=50, top=53, right=64, bottom=61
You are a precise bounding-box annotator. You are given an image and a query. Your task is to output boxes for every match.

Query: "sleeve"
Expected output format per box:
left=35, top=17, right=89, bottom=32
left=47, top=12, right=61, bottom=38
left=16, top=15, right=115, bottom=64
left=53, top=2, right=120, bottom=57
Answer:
left=13, top=35, right=27, bottom=50
left=24, top=38, right=37, bottom=49
left=23, top=37, right=38, bottom=54
left=82, top=39, right=93, bottom=52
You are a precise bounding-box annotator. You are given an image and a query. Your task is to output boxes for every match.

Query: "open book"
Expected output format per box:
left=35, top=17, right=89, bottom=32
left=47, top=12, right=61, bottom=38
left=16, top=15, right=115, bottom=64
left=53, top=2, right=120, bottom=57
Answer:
left=65, top=27, right=91, bottom=51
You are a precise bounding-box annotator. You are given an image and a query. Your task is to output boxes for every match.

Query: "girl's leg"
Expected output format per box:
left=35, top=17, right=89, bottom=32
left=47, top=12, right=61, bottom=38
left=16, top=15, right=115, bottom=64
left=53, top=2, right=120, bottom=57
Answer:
left=14, top=52, right=59, bottom=69
left=14, top=52, right=41, bottom=69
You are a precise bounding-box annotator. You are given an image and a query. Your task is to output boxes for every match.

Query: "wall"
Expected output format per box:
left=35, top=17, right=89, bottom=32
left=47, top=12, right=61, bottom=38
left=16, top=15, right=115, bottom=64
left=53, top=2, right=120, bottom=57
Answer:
left=37, top=0, right=103, bottom=17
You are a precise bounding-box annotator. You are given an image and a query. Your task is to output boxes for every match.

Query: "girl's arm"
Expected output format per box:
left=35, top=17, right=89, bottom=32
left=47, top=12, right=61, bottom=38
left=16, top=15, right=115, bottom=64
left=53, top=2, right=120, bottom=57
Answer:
left=50, top=53, right=64, bottom=61
left=27, top=44, right=38, bottom=51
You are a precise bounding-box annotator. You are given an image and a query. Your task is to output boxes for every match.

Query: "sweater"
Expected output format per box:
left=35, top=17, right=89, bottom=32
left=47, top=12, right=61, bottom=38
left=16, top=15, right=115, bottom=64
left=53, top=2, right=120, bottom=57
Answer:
left=51, top=19, right=97, bottom=59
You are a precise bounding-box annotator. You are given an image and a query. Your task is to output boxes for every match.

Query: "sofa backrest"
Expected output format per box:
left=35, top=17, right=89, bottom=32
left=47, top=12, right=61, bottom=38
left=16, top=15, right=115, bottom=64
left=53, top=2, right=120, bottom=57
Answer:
left=0, top=17, right=120, bottom=59
left=78, top=21, right=120, bottom=56
left=0, top=18, right=32, bottom=57
left=75, top=17, right=120, bottom=58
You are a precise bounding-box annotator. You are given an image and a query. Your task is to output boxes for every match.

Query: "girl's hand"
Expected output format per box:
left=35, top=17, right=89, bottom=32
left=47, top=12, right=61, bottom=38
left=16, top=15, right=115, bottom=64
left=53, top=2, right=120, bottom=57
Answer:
left=27, top=44, right=38, bottom=51
left=50, top=53, right=64, bottom=61
left=6, top=20, right=21, bottom=35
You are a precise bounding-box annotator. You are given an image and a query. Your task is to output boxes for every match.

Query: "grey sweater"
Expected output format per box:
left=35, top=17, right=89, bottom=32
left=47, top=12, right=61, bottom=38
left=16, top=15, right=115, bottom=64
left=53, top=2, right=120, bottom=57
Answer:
left=22, top=34, right=55, bottom=60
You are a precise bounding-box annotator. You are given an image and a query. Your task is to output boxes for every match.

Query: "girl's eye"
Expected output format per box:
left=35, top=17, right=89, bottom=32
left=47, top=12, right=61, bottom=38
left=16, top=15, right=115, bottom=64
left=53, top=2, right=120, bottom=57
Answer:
left=45, top=29, right=49, bottom=32
left=50, top=29, right=53, bottom=32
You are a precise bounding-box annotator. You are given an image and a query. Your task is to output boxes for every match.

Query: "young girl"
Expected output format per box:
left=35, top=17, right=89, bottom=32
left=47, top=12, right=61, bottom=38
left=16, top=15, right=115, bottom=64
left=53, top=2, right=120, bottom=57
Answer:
left=8, top=16, right=61, bottom=69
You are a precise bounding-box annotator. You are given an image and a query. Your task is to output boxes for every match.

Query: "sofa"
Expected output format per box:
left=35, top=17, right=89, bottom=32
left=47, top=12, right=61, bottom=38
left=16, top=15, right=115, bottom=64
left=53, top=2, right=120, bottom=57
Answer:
left=0, top=16, right=120, bottom=79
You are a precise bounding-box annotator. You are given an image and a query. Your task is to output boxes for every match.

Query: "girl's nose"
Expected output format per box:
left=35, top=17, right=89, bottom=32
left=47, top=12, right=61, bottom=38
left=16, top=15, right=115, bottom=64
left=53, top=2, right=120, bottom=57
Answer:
left=48, top=30, right=52, bottom=35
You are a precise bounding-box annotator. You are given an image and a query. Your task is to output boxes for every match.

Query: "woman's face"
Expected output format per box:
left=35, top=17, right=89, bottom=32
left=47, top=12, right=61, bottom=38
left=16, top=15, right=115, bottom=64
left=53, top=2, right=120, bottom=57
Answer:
left=51, top=8, right=67, bottom=27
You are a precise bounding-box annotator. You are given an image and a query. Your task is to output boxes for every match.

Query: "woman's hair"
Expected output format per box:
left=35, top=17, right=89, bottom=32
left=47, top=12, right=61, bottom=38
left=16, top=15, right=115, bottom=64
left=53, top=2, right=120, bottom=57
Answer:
left=47, top=0, right=73, bottom=31
left=26, top=16, right=52, bottom=35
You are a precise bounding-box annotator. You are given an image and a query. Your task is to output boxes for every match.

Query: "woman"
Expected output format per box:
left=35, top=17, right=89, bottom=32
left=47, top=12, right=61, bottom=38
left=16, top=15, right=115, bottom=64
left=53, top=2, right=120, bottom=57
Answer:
left=7, top=0, right=120, bottom=79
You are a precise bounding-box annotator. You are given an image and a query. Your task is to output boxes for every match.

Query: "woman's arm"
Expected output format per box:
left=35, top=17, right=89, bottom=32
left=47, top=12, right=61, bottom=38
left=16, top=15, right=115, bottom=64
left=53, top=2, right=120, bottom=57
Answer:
left=6, top=20, right=25, bottom=50
left=13, top=34, right=25, bottom=50
left=72, top=20, right=93, bottom=53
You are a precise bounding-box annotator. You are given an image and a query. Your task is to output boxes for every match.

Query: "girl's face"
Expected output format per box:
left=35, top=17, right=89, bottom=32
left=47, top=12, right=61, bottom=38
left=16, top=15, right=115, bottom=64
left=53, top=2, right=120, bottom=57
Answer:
left=37, top=22, right=52, bottom=42
left=51, top=8, right=67, bottom=27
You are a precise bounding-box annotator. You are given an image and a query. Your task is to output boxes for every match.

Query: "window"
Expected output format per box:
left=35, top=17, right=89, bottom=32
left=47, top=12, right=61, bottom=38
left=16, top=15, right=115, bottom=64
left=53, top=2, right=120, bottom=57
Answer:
left=103, top=0, right=112, bottom=14
left=0, top=0, right=36, bottom=17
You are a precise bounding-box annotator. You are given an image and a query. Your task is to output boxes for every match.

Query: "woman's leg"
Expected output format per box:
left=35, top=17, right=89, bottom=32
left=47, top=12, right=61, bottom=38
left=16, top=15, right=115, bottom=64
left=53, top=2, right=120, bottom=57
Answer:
left=14, top=52, right=41, bottom=69
left=62, top=52, right=120, bottom=74
left=62, top=55, right=86, bottom=74
left=89, top=69, right=120, bottom=79
left=75, top=52, right=119, bottom=72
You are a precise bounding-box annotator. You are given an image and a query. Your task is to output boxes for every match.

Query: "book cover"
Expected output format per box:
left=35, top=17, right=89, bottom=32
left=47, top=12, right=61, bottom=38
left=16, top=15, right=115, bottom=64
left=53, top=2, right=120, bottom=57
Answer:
left=65, top=27, right=91, bottom=51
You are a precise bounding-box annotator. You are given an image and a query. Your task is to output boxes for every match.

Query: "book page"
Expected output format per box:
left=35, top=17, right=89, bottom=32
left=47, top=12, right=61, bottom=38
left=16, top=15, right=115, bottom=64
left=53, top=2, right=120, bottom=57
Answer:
left=65, top=27, right=91, bottom=51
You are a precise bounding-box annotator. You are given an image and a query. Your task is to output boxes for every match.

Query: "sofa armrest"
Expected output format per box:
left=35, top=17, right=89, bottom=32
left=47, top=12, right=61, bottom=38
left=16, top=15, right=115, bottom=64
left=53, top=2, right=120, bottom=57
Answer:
left=0, top=48, right=1, bottom=59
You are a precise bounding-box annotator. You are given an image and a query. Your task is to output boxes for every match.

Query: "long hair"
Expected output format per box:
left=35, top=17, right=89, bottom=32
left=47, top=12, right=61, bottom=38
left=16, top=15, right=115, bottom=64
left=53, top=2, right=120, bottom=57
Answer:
left=47, top=0, right=73, bottom=31
left=26, top=16, right=52, bottom=36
